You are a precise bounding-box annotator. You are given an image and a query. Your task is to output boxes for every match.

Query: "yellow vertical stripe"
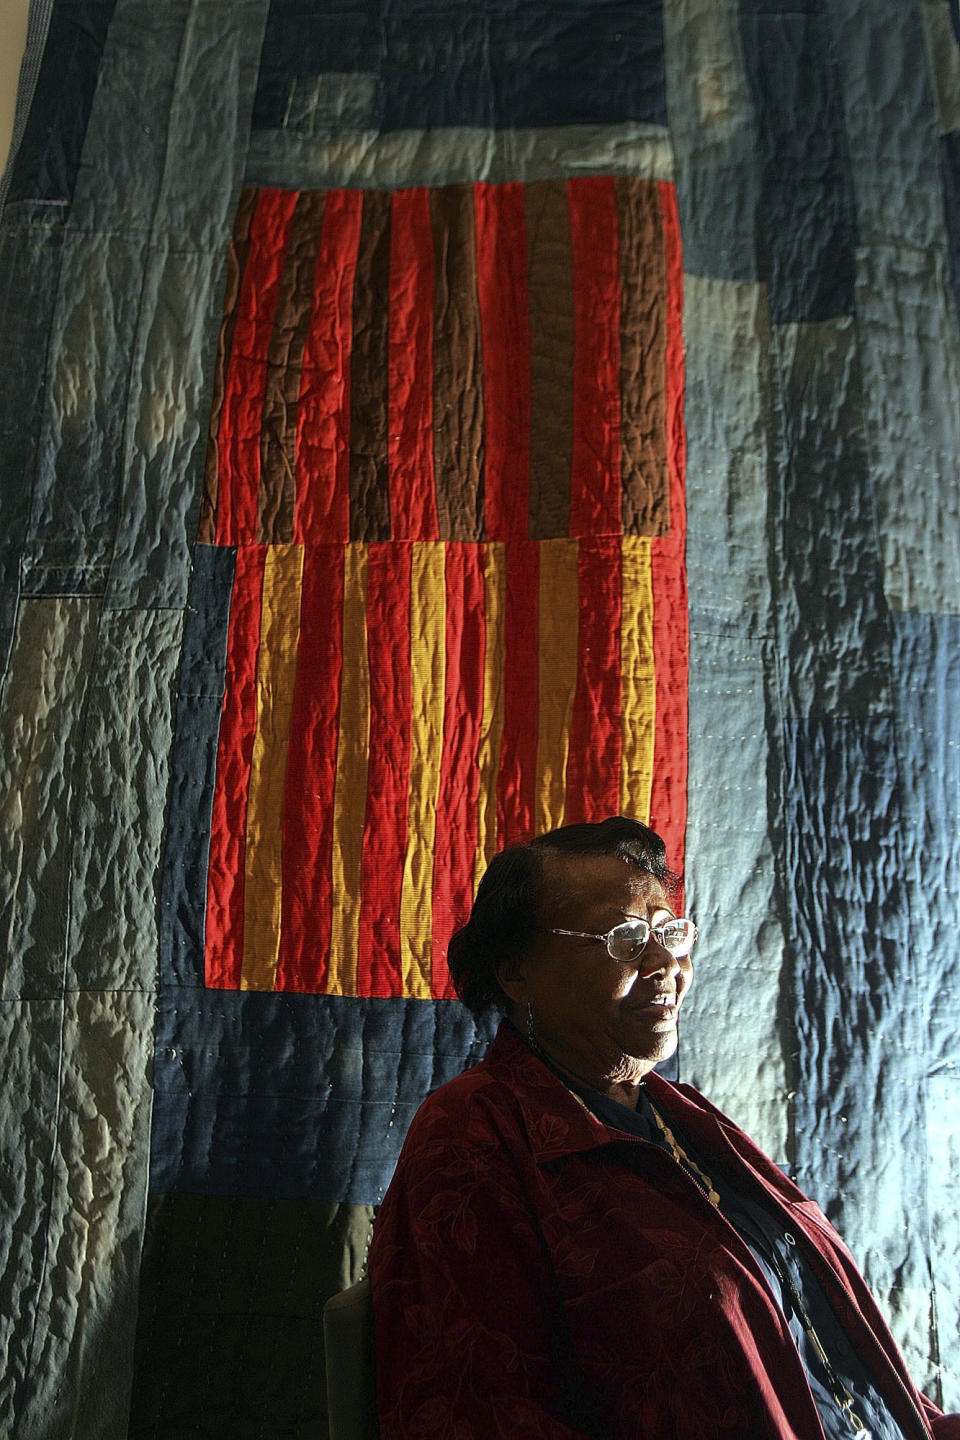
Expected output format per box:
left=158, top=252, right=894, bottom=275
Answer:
left=619, top=537, right=655, bottom=820
left=535, top=539, right=580, bottom=833
left=329, top=545, right=370, bottom=997
left=242, top=544, right=305, bottom=990
left=474, top=542, right=506, bottom=889
left=399, top=542, right=446, bottom=998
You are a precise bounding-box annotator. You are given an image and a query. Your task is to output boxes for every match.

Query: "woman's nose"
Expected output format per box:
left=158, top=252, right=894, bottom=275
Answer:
left=637, top=939, right=680, bottom=980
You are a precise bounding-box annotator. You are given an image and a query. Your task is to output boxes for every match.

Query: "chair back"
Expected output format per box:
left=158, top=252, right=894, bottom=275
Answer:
left=323, top=1275, right=381, bottom=1440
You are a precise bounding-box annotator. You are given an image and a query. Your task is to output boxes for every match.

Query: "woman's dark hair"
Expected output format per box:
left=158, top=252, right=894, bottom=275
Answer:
left=447, top=817, right=677, bottom=1014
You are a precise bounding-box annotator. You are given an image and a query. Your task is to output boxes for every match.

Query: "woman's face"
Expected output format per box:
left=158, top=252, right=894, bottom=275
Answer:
left=498, top=852, right=694, bottom=1095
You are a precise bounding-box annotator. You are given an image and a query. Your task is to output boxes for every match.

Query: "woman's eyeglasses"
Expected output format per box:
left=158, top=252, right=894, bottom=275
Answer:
left=550, top=916, right=698, bottom=964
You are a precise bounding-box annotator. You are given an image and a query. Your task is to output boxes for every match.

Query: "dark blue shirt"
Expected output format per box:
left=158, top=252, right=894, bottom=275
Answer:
left=568, top=1076, right=908, bottom=1440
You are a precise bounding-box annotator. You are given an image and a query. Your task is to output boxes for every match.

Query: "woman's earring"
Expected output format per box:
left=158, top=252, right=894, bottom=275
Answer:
left=526, top=1001, right=546, bottom=1061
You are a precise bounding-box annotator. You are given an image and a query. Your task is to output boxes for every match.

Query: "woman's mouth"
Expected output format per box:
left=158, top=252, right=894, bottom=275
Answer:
left=633, top=992, right=678, bottom=1024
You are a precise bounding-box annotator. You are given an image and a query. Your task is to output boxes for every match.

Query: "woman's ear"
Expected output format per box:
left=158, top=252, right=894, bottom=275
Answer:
left=494, top=953, right=528, bottom=1008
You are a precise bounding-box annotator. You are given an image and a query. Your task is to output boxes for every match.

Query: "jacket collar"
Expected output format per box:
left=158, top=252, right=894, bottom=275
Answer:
left=481, top=1022, right=793, bottom=1208
left=482, top=1020, right=666, bottom=1164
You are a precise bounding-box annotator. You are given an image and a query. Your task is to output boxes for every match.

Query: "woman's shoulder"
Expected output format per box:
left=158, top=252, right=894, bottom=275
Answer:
left=395, top=1023, right=610, bottom=1183
left=399, top=1049, right=526, bottom=1157
left=394, top=1023, right=579, bottom=1177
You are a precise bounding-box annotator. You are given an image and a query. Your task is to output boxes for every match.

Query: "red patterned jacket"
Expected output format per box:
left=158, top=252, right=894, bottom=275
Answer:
left=370, top=1023, right=958, bottom=1440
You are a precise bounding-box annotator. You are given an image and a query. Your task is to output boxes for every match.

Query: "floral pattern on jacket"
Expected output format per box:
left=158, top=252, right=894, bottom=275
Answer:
left=370, top=1023, right=959, bottom=1440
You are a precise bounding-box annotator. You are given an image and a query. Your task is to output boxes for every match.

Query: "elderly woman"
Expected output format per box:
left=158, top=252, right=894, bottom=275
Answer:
left=369, top=818, right=958, bottom=1440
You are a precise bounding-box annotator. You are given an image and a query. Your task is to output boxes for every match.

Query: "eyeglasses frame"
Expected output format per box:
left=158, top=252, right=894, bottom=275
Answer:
left=549, top=917, right=698, bottom=964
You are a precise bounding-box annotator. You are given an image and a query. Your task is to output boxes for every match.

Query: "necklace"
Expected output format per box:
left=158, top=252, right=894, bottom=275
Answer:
left=644, top=1097, right=874, bottom=1440
left=647, top=1100, right=721, bottom=1205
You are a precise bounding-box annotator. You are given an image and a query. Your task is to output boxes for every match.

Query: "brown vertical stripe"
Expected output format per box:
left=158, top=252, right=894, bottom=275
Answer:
left=349, top=190, right=392, bottom=542
left=526, top=181, right=575, bottom=540
left=259, top=189, right=326, bottom=544
left=200, top=187, right=258, bottom=543
left=616, top=177, right=669, bottom=537
left=430, top=185, right=485, bottom=540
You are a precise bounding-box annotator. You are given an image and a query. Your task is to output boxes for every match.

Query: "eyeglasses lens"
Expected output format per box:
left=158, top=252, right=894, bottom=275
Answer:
left=606, top=919, right=650, bottom=961
left=661, top=919, right=696, bottom=957
left=605, top=918, right=697, bottom=962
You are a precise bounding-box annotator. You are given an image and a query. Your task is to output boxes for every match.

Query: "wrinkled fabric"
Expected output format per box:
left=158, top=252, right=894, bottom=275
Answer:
left=1, top=0, right=959, bottom=1429
left=370, top=1025, right=960, bottom=1440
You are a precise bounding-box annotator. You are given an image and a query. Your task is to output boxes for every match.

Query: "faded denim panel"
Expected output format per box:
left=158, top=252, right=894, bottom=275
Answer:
left=0, top=204, right=65, bottom=670
left=105, top=0, right=272, bottom=610
left=65, top=607, right=184, bottom=991
left=9, top=991, right=155, bottom=1440
left=0, top=597, right=100, bottom=1001
left=738, top=3, right=858, bottom=323
left=664, top=0, right=763, bottom=283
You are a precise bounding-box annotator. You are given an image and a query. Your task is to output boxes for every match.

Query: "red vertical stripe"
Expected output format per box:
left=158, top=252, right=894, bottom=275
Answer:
left=564, top=537, right=623, bottom=823
left=475, top=182, right=531, bottom=541
left=649, top=183, right=688, bottom=885
left=497, top=540, right=540, bottom=844
left=295, top=188, right=364, bottom=544
left=357, top=543, right=413, bottom=996
left=430, top=185, right=485, bottom=540
left=388, top=188, right=439, bottom=539
left=432, top=545, right=485, bottom=995
left=568, top=177, right=622, bottom=537
left=275, top=544, right=345, bottom=991
left=217, top=189, right=300, bottom=546
left=204, top=546, right=267, bottom=987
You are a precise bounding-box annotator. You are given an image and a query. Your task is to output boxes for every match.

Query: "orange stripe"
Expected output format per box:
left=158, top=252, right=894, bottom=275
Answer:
left=619, top=537, right=655, bottom=821
left=535, top=540, right=580, bottom=832
left=241, top=544, right=305, bottom=990
left=399, top=543, right=446, bottom=998
left=474, top=542, right=506, bottom=887
left=328, top=544, right=370, bottom=995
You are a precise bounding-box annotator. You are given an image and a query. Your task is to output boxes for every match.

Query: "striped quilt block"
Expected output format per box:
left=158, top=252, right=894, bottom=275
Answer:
left=199, top=176, right=688, bottom=997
